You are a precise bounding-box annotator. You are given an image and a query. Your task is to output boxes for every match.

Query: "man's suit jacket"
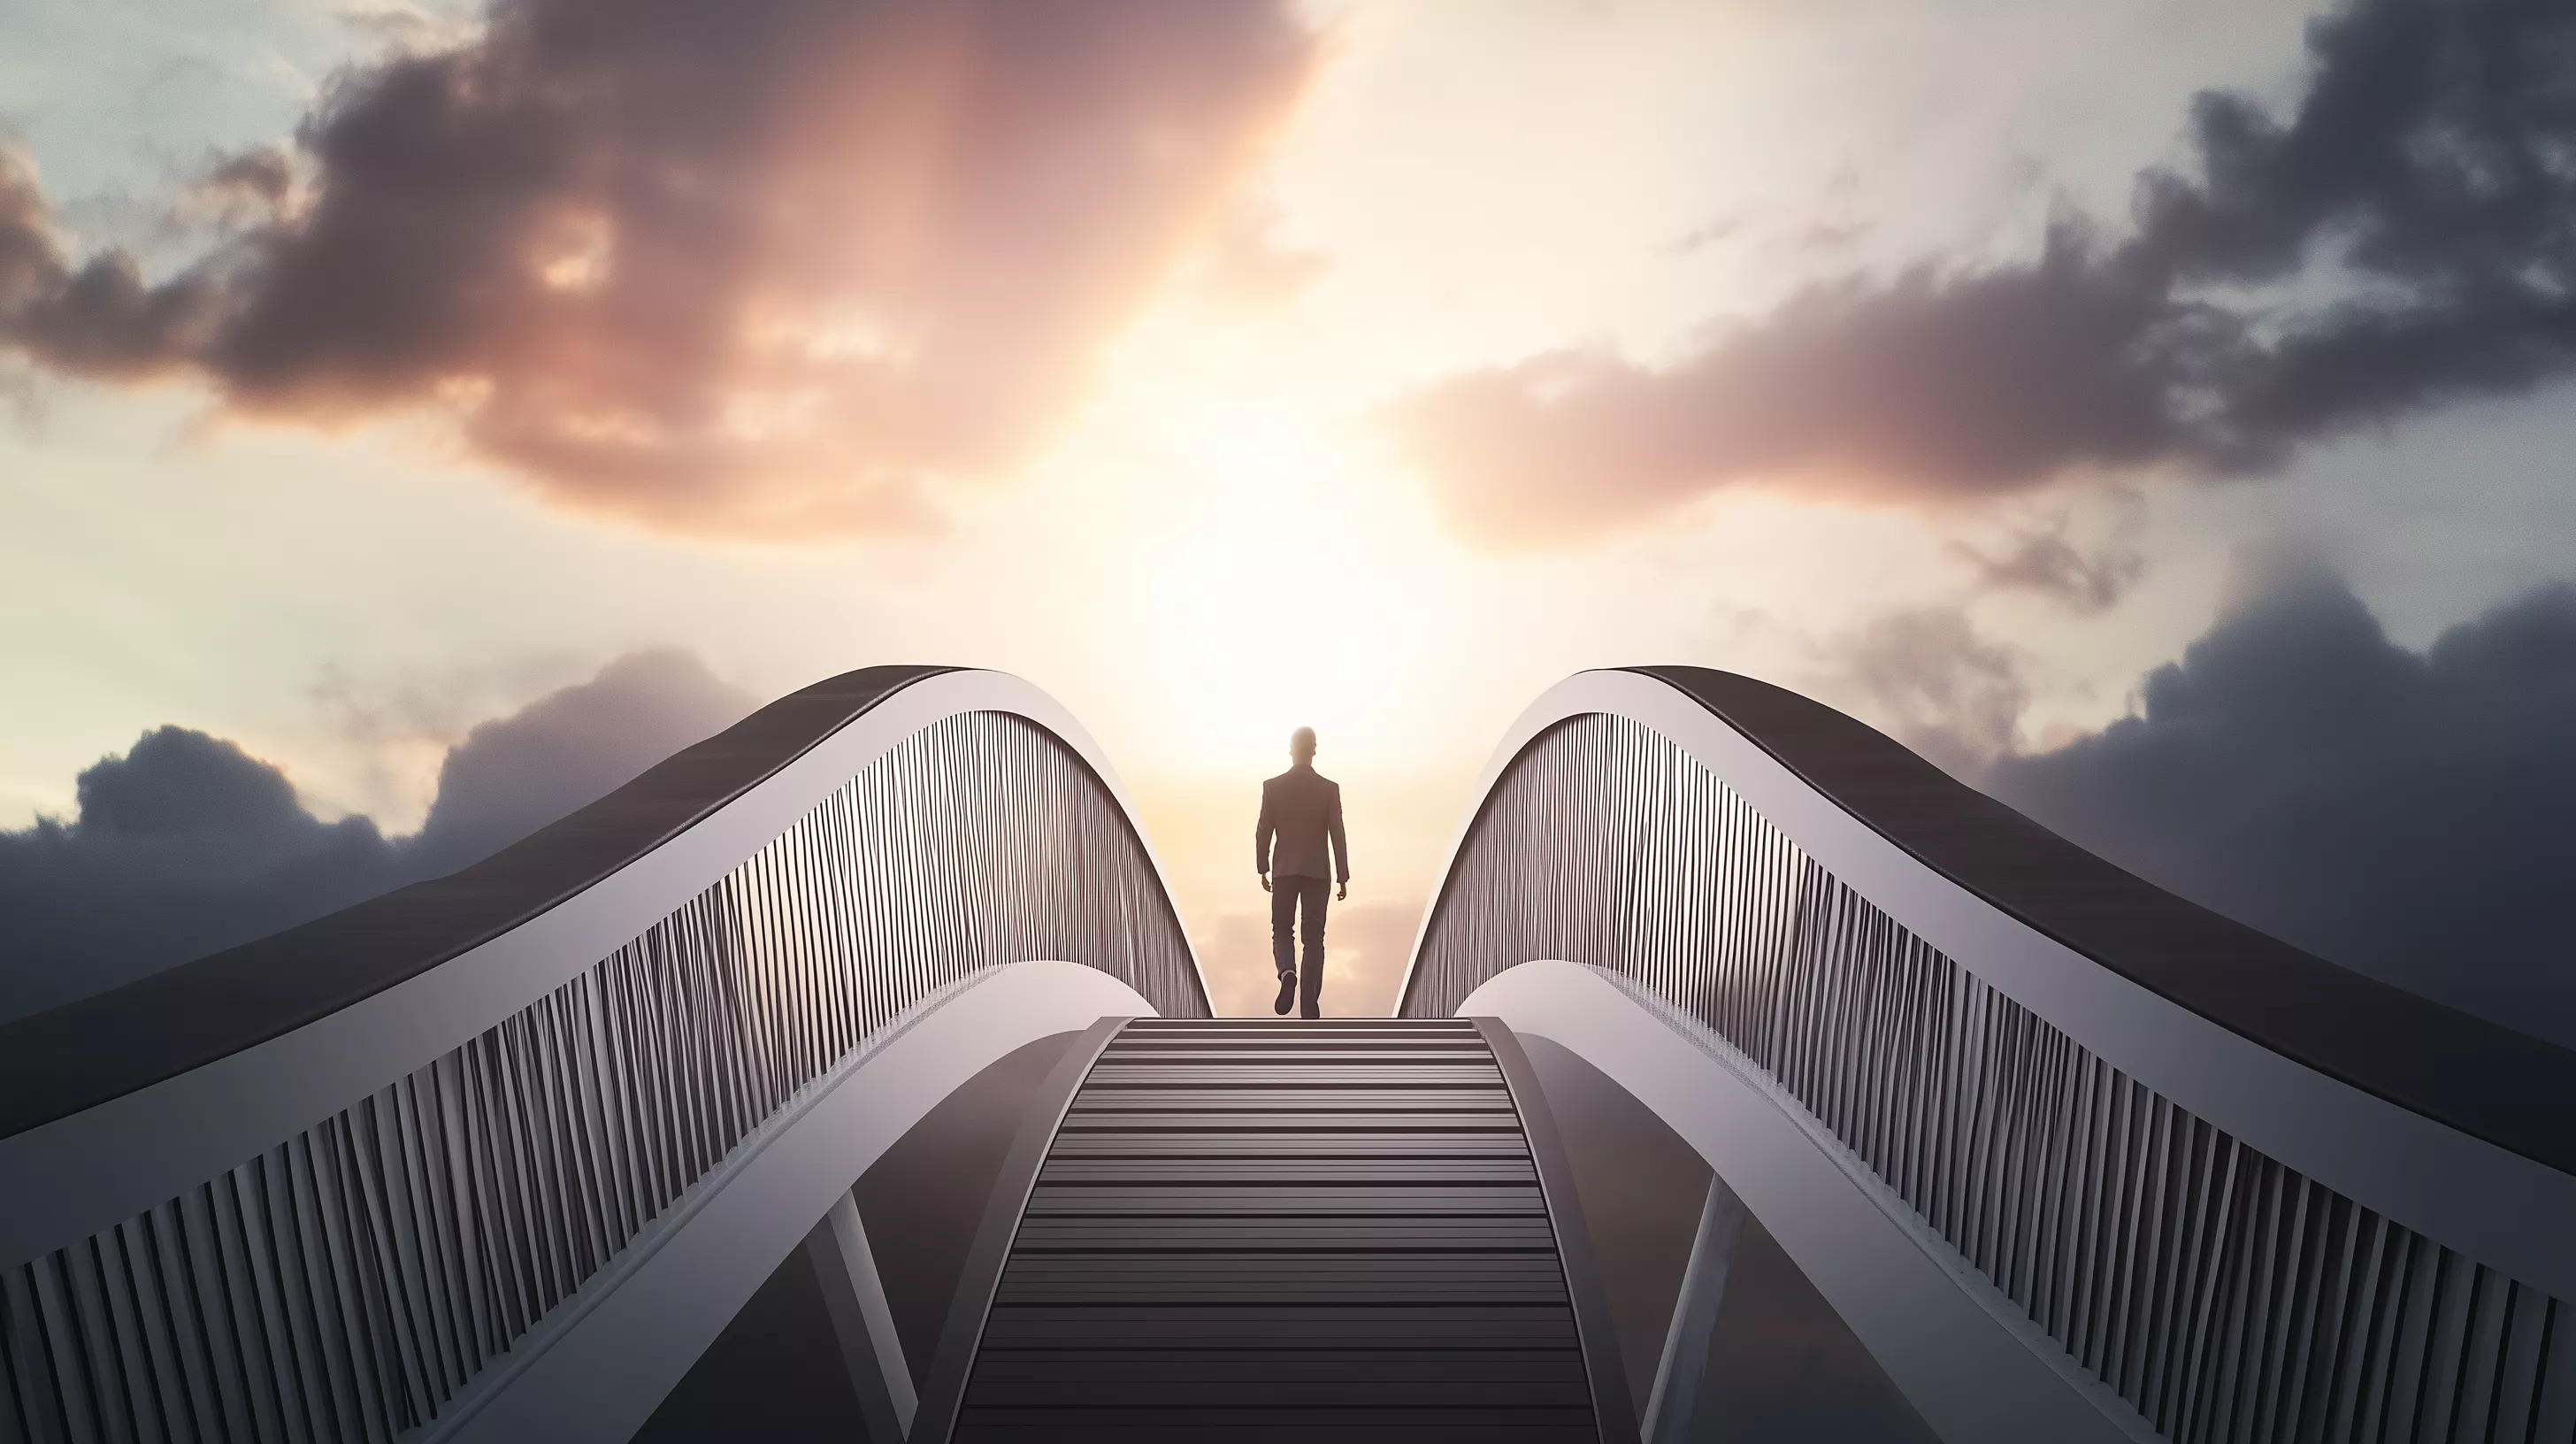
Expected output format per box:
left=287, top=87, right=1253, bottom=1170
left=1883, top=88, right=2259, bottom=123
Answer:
left=1256, top=766, right=1349, bottom=882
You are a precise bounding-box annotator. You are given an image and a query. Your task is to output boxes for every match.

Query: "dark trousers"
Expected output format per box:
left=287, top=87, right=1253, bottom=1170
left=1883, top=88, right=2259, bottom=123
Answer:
left=1270, top=874, right=1329, bottom=1018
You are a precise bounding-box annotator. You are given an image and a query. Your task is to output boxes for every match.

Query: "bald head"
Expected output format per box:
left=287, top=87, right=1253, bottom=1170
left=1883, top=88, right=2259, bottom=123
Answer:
left=1290, top=726, right=1316, bottom=764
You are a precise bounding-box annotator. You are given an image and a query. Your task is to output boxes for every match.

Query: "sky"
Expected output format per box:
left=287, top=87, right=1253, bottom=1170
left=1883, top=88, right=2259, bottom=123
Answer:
left=4, top=0, right=2575, bottom=1033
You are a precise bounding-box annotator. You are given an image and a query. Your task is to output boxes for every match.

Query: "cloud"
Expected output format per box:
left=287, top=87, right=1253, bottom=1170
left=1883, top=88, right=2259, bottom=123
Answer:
left=1951, top=516, right=2144, bottom=612
left=0, top=0, right=1313, bottom=534
left=0, top=731, right=402, bottom=1021
left=0, top=649, right=753, bottom=1023
left=1988, top=566, right=2576, bottom=1049
left=0, top=157, right=226, bottom=380
left=1668, top=216, right=1744, bottom=254
left=1813, top=607, right=2031, bottom=772
left=1192, top=194, right=1330, bottom=308
left=1390, top=227, right=2211, bottom=545
left=1395, top=0, right=2576, bottom=547
left=409, top=649, right=754, bottom=873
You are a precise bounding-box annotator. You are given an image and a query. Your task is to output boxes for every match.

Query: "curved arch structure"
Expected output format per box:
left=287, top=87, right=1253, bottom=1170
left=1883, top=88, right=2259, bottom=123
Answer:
left=13, top=658, right=2576, bottom=1444
left=1401, top=666, right=2576, bottom=1443
left=0, top=668, right=1206, bottom=1444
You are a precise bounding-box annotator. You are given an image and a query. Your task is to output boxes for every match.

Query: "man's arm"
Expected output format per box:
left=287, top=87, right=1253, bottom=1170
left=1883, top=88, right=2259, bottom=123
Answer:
left=1254, top=782, right=1276, bottom=888
left=1329, top=783, right=1350, bottom=896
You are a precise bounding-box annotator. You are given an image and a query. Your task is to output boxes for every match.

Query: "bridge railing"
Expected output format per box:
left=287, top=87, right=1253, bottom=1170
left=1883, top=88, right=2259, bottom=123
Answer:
left=0, top=668, right=1203, bottom=1444
left=1401, top=666, right=2576, bottom=1443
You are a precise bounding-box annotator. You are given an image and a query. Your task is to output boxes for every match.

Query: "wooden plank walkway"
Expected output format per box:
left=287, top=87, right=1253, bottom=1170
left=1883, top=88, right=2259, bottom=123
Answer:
left=951, top=1018, right=1603, bottom=1441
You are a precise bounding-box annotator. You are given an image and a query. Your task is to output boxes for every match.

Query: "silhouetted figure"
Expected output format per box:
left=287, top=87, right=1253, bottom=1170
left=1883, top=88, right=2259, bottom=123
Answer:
left=1256, top=726, right=1349, bottom=1018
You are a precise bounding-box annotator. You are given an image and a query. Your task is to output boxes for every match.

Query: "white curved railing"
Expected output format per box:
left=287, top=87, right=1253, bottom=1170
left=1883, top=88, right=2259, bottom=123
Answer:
left=1402, top=668, right=2576, bottom=1444
left=0, top=669, right=1203, bottom=1444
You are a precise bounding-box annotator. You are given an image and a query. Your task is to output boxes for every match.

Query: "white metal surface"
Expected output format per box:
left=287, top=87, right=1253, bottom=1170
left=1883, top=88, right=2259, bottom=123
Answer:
left=809, top=1193, right=915, bottom=1440
left=0, top=671, right=1190, bottom=1271
left=1409, top=671, right=2576, bottom=1303
left=424, top=959, right=1152, bottom=1444
left=1468, top=961, right=2154, bottom=1444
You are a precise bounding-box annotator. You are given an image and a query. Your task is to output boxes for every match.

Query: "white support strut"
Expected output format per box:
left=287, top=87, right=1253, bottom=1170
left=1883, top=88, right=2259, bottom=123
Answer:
left=1467, top=961, right=2158, bottom=1444
left=808, top=1192, right=917, bottom=1440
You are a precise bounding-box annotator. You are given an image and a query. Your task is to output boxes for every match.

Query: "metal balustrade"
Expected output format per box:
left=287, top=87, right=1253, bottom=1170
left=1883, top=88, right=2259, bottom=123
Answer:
left=1402, top=694, right=2576, bottom=1443
left=1, top=688, right=1202, bottom=1444
left=14, top=655, right=2576, bottom=1444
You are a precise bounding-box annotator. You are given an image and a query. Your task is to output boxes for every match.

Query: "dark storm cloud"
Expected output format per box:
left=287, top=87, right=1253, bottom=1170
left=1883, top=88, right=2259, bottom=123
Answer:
left=407, top=650, right=754, bottom=874
left=1395, top=0, right=2576, bottom=546
left=0, top=729, right=403, bottom=1022
left=1989, top=569, right=2576, bottom=1048
left=0, top=650, right=753, bottom=1022
left=1, top=0, right=1311, bottom=533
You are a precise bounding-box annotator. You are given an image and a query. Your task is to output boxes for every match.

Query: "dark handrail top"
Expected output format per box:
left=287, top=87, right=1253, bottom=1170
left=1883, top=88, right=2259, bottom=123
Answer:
left=1625, top=665, right=2576, bottom=1181
left=0, top=666, right=953, bottom=1140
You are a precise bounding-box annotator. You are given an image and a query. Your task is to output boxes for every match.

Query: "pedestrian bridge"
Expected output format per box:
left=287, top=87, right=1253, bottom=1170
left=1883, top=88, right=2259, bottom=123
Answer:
left=4, top=666, right=2572, bottom=1442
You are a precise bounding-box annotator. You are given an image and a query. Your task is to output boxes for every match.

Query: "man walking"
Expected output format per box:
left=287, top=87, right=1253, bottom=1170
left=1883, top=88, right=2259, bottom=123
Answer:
left=1255, top=726, right=1349, bottom=1018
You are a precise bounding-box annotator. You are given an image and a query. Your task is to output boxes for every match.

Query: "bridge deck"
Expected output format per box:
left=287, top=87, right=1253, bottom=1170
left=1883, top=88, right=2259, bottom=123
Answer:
left=952, top=1018, right=1604, bottom=1441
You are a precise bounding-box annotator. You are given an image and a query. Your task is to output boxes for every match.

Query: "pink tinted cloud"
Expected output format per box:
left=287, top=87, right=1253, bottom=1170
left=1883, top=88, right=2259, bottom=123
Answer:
left=1, top=0, right=1315, bottom=534
left=1391, top=0, right=2576, bottom=550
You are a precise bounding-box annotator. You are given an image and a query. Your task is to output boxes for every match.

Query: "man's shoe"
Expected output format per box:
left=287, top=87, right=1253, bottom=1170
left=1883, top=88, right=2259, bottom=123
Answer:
left=1274, top=974, right=1296, bottom=1015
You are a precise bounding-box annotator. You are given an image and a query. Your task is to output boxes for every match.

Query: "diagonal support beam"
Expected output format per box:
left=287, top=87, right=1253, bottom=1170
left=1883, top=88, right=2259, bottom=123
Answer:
left=1643, top=1171, right=1748, bottom=1444
left=806, top=1192, right=916, bottom=1442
